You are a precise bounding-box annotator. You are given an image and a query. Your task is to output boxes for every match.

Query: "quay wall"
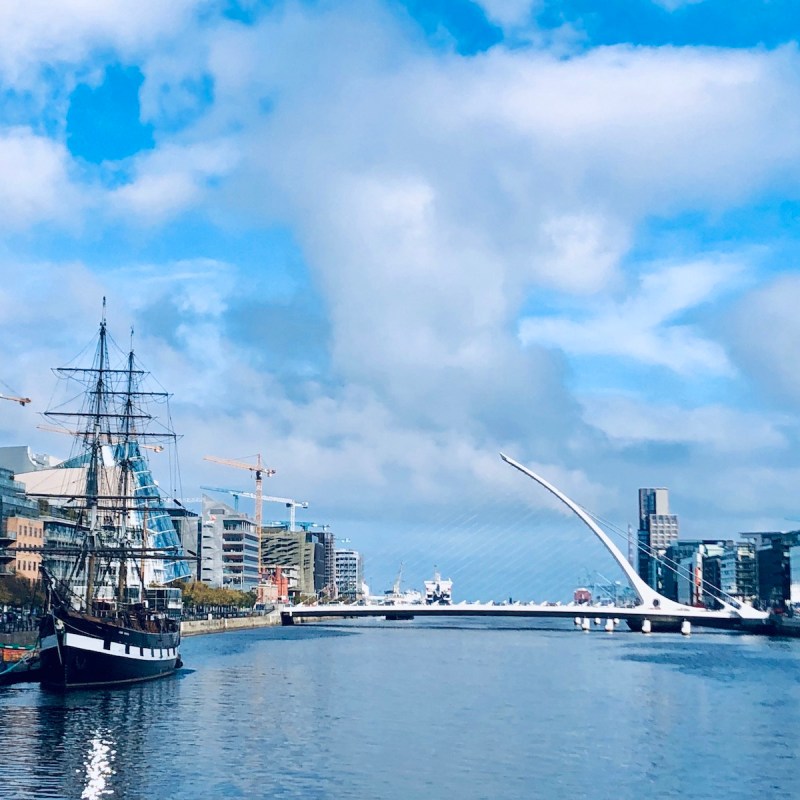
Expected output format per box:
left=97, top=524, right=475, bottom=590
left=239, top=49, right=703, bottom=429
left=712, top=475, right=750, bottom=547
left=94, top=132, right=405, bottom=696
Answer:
left=0, top=630, right=37, bottom=647
left=3, top=613, right=282, bottom=645
left=181, top=610, right=281, bottom=636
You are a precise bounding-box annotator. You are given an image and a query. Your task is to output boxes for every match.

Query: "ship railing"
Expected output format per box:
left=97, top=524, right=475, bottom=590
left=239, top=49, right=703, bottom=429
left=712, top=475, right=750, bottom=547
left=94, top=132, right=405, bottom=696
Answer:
left=0, top=611, right=40, bottom=634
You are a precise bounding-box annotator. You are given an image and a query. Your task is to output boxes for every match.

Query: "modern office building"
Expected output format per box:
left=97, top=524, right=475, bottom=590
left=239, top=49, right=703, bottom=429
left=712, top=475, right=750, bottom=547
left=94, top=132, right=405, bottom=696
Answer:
left=662, top=539, right=726, bottom=606
left=168, top=507, right=201, bottom=582
left=335, top=548, right=363, bottom=600
left=742, top=531, right=798, bottom=610
left=202, top=499, right=260, bottom=591
left=262, top=527, right=318, bottom=597
left=41, top=516, right=84, bottom=584
left=200, top=511, right=224, bottom=588
left=719, top=541, right=757, bottom=604
left=318, top=529, right=337, bottom=599
left=637, top=487, right=679, bottom=593
left=0, top=445, right=61, bottom=475
left=0, top=467, right=39, bottom=576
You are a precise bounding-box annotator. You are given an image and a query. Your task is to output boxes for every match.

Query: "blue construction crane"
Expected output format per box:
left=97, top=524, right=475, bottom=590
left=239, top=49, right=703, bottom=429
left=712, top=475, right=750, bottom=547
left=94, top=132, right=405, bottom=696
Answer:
left=201, top=486, right=309, bottom=530
left=200, top=486, right=247, bottom=511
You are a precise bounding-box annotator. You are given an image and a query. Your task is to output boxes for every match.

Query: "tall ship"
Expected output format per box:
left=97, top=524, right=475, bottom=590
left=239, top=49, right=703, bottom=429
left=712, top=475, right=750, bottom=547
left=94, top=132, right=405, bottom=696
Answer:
left=29, top=302, right=190, bottom=689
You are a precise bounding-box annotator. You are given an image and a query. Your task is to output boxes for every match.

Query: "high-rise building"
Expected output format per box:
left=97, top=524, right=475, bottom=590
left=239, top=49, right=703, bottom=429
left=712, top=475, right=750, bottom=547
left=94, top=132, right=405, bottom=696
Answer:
left=200, top=498, right=260, bottom=591
left=637, top=487, right=679, bottom=592
left=335, top=549, right=363, bottom=600
left=719, top=542, right=757, bottom=604
left=262, top=527, right=318, bottom=597
left=200, top=514, right=224, bottom=587
left=662, top=539, right=726, bottom=606
left=261, top=524, right=334, bottom=598
left=742, top=531, right=798, bottom=610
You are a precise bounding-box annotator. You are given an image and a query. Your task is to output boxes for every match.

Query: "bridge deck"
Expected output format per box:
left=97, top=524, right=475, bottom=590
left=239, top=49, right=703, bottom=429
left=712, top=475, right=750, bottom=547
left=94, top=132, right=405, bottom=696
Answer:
left=281, top=602, right=767, bottom=631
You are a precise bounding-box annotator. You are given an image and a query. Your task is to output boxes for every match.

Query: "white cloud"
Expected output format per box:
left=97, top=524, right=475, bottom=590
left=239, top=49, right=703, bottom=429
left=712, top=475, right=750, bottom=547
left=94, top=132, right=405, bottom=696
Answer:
left=0, top=127, right=84, bottom=229
left=476, top=0, right=537, bottom=28
left=726, top=274, right=800, bottom=405
left=0, top=1, right=205, bottom=88
left=5, top=3, right=800, bottom=591
left=581, top=395, right=789, bottom=453
left=538, top=213, right=630, bottom=294
left=519, top=258, right=741, bottom=375
left=197, top=14, right=800, bottom=404
left=110, top=139, right=238, bottom=223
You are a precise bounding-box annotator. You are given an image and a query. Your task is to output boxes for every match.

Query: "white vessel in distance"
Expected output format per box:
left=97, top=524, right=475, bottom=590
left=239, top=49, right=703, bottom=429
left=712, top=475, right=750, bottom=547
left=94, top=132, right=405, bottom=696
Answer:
left=380, top=563, right=423, bottom=605
left=424, top=569, right=452, bottom=605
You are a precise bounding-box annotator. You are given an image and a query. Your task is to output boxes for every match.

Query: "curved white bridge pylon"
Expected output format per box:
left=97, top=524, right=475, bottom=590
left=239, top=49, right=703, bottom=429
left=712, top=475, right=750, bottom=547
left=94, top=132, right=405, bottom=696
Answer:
left=500, top=453, right=767, bottom=623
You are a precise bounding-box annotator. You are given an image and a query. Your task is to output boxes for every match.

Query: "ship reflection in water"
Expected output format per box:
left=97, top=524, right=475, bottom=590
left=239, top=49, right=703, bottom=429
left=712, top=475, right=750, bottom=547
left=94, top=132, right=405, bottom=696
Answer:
left=0, top=673, right=178, bottom=799
left=1, top=622, right=799, bottom=799
left=81, top=729, right=116, bottom=800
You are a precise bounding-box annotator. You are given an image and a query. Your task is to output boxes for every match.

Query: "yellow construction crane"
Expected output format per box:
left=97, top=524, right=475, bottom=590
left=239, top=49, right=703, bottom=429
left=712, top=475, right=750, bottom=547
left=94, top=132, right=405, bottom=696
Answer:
left=203, top=453, right=276, bottom=574
left=0, top=392, right=31, bottom=406
left=36, top=424, right=164, bottom=452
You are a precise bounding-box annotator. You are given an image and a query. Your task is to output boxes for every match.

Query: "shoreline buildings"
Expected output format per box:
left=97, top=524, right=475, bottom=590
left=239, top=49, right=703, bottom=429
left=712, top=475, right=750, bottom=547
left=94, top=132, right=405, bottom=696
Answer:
left=0, top=445, right=351, bottom=604
left=335, top=548, right=364, bottom=600
left=637, top=488, right=679, bottom=595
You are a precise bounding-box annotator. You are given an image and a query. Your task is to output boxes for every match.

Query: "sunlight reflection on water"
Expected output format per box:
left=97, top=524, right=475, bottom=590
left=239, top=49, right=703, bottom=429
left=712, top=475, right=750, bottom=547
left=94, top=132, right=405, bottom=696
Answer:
left=80, top=729, right=116, bottom=799
left=1, top=623, right=799, bottom=800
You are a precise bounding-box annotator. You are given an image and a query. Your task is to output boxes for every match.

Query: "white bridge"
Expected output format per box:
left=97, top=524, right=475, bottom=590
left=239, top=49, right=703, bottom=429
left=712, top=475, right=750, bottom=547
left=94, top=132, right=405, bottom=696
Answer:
left=282, top=454, right=771, bottom=634
left=279, top=600, right=765, bottom=632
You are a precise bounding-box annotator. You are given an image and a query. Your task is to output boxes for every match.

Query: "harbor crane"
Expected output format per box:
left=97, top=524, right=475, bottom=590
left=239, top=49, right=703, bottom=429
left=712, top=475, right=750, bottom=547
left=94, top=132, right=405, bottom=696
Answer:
left=203, top=454, right=276, bottom=570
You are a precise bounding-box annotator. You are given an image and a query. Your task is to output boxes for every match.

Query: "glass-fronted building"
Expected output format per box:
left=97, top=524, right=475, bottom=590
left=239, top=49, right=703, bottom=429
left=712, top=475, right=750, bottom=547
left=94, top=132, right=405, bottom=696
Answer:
left=0, top=467, right=39, bottom=576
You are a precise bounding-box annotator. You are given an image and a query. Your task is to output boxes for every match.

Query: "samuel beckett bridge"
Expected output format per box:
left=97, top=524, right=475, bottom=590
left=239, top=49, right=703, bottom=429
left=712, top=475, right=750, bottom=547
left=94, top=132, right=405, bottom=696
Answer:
left=281, top=454, right=771, bottom=635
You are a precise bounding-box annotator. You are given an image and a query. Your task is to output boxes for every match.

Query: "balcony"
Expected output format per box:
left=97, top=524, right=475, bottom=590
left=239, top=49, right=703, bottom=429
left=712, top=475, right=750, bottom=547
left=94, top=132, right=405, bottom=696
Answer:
left=0, top=529, right=17, bottom=545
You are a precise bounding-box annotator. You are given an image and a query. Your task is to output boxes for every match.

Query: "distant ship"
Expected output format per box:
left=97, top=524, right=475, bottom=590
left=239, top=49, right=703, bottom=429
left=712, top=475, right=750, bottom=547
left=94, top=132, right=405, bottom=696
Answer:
left=33, top=303, right=189, bottom=689
left=424, top=569, right=452, bottom=605
left=381, top=563, right=423, bottom=605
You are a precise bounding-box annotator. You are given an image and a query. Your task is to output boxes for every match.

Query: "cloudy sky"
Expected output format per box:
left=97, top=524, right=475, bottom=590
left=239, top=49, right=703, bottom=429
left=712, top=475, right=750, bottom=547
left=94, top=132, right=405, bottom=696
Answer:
left=1, top=0, right=800, bottom=598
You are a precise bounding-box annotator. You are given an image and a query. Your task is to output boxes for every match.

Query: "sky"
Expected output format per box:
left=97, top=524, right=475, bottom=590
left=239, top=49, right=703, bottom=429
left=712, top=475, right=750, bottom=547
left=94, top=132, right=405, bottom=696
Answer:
left=1, top=0, right=800, bottom=599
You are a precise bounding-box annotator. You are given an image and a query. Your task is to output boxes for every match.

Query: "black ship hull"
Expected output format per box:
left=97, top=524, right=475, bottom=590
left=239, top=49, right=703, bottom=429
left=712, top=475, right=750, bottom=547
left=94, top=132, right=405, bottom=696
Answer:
left=39, top=608, right=181, bottom=690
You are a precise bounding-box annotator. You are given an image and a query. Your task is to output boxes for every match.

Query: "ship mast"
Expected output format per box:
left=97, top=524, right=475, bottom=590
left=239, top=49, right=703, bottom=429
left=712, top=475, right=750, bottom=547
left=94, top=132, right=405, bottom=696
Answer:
left=117, top=328, right=137, bottom=603
left=38, top=298, right=191, bottom=603
left=84, top=299, right=111, bottom=608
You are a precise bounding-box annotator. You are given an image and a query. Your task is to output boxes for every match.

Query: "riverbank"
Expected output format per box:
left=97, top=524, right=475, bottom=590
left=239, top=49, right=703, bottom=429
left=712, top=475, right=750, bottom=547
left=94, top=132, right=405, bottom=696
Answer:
left=181, top=610, right=281, bottom=636
left=1, top=611, right=282, bottom=649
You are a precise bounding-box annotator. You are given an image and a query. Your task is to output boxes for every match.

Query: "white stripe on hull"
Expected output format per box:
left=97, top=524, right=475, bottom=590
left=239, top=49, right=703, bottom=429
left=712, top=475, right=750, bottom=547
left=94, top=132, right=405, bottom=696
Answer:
left=40, top=631, right=178, bottom=663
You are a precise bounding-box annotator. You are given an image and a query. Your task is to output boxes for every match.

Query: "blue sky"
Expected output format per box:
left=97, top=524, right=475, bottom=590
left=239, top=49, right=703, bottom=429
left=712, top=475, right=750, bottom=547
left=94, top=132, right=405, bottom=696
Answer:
left=1, top=0, right=800, bottom=598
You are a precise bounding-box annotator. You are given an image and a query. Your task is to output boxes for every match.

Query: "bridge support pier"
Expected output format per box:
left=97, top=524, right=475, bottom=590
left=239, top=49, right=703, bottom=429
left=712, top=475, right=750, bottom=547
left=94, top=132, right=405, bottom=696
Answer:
left=641, top=619, right=651, bottom=635
left=681, top=620, right=691, bottom=636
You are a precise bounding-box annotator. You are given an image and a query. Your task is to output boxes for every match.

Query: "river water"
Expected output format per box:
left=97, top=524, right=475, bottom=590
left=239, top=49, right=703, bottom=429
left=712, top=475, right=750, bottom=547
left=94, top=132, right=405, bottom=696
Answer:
left=1, top=618, right=799, bottom=799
